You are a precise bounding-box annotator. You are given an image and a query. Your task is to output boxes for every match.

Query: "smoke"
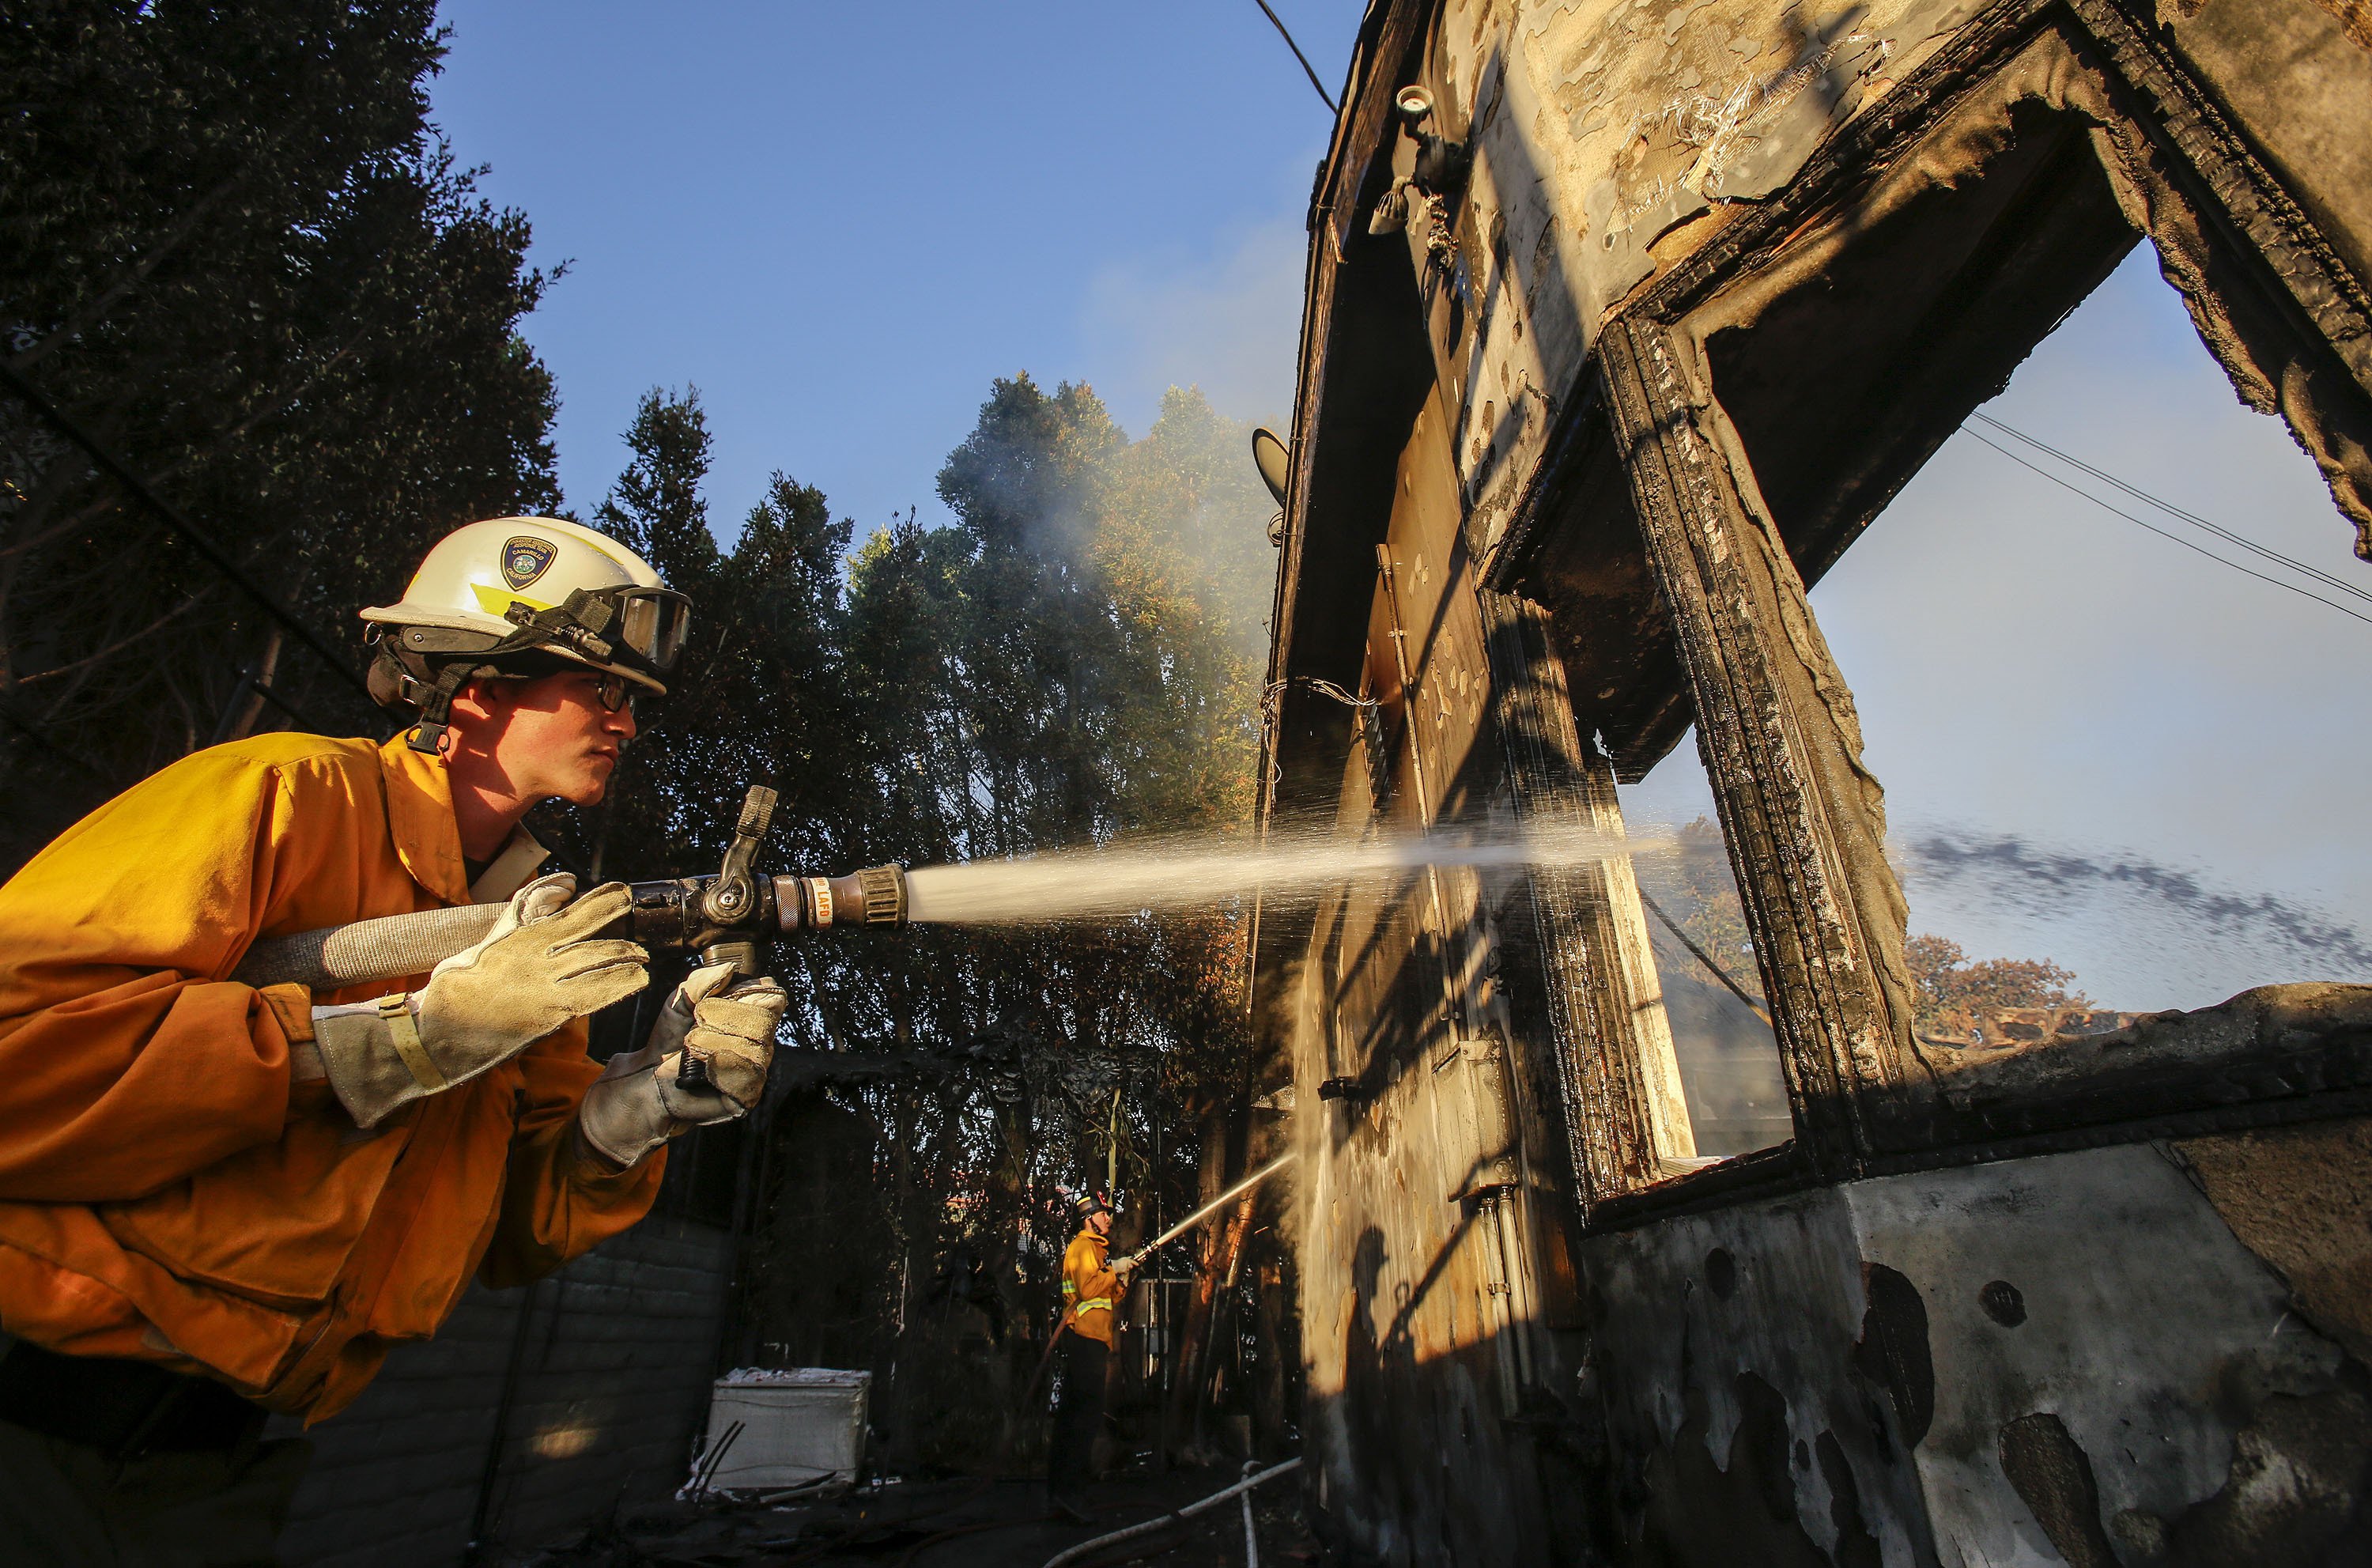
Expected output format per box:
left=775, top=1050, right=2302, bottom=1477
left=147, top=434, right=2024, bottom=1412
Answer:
left=1898, top=829, right=2372, bottom=975
left=863, top=208, right=1296, bottom=696
left=1074, top=213, right=1305, bottom=652
left=1078, top=214, right=1302, bottom=441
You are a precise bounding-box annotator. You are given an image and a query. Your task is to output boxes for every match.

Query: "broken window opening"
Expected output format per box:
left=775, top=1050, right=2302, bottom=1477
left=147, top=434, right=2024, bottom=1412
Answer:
left=1786, top=247, right=2371, bottom=1060
left=1614, top=724, right=1792, bottom=1165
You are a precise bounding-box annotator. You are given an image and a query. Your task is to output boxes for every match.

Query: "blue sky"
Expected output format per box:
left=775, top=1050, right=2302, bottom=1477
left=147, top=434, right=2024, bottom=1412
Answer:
left=427, top=1, right=1354, bottom=535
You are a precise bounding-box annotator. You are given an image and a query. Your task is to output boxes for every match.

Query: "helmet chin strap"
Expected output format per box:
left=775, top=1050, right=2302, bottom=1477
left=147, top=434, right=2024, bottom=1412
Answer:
left=405, top=664, right=477, bottom=757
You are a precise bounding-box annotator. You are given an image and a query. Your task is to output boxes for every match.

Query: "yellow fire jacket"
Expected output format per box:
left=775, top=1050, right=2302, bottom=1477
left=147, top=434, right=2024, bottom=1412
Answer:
left=1061, top=1226, right=1124, bottom=1347
left=0, top=733, right=664, bottom=1421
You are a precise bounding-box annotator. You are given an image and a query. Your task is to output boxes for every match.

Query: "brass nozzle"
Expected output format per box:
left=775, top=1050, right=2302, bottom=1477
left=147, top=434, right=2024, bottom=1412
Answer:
left=776, top=863, right=908, bottom=929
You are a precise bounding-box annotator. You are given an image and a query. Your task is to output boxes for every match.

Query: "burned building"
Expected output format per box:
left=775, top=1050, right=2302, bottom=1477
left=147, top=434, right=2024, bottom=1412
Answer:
left=1253, top=0, right=2372, bottom=1562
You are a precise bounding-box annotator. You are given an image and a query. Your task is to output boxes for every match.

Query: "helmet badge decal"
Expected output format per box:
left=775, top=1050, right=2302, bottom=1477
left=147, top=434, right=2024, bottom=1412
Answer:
left=501, top=535, right=558, bottom=591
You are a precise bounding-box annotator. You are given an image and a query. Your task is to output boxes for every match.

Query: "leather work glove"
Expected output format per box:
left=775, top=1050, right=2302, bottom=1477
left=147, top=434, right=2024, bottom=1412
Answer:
left=313, top=873, right=647, bottom=1128
left=576, top=962, right=787, bottom=1168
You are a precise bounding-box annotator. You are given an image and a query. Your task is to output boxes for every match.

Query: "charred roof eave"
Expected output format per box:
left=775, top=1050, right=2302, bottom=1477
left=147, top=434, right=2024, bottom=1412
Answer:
left=1252, top=2, right=1441, bottom=1011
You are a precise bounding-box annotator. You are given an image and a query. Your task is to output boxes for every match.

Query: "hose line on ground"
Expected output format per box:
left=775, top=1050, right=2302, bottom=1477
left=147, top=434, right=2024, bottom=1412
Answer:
left=1040, top=1457, right=1303, bottom=1568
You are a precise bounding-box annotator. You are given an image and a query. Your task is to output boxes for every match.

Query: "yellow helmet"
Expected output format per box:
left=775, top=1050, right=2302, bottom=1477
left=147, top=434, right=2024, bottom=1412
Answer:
left=362, top=517, right=691, bottom=753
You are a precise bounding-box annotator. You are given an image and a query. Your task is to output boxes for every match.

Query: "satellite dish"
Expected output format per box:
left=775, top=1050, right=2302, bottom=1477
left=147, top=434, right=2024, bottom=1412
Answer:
left=1252, top=427, right=1292, bottom=507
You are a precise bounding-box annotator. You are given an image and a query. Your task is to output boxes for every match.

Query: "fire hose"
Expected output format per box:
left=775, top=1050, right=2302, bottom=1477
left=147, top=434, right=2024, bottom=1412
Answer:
left=1040, top=1457, right=1302, bottom=1568
left=1109, top=1153, right=1296, bottom=1275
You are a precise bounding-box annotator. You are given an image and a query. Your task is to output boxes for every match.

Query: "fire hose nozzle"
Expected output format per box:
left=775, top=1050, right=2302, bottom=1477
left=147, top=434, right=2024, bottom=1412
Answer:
left=775, top=863, right=908, bottom=931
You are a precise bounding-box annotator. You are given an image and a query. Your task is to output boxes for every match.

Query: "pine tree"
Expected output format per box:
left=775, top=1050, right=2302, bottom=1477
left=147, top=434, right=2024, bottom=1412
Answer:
left=0, top=0, right=561, bottom=869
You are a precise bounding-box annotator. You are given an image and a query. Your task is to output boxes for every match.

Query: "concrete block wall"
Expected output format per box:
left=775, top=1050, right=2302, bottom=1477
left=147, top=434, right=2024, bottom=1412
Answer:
left=273, top=1215, right=731, bottom=1566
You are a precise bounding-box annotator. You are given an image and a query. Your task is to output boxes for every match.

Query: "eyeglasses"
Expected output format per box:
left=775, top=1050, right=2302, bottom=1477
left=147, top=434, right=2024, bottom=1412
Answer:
left=591, top=674, right=634, bottom=714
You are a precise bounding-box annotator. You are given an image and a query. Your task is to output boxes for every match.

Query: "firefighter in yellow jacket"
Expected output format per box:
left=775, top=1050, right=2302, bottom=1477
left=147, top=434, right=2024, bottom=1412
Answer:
left=1048, top=1188, right=1132, bottom=1521
left=0, top=519, right=786, bottom=1564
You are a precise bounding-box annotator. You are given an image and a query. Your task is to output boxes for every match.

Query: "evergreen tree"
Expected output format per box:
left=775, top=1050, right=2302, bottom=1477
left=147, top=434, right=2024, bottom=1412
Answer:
left=576, top=387, right=855, bottom=922
left=0, top=0, right=561, bottom=868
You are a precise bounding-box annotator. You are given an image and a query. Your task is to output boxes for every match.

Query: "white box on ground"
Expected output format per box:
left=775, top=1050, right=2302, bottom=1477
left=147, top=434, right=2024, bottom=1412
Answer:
left=701, top=1367, right=872, bottom=1491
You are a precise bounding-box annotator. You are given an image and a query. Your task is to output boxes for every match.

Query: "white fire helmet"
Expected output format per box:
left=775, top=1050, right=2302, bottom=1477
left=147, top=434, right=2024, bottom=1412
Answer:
left=361, top=516, right=691, bottom=753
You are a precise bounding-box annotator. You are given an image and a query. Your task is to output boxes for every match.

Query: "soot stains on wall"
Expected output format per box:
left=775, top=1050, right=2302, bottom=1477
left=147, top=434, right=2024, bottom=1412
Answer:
left=1564, top=1143, right=2372, bottom=1566
left=1264, top=1, right=2370, bottom=1561
left=1844, top=1144, right=2364, bottom=1566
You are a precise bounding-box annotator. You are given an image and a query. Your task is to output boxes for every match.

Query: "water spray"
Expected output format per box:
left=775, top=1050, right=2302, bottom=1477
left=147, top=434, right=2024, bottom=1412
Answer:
left=1111, top=1152, right=1296, bottom=1275
left=901, top=817, right=1653, bottom=926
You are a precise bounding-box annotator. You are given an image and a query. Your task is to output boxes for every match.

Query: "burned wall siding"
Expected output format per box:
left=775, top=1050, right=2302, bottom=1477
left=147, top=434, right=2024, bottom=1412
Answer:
left=1294, top=863, right=1555, bottom=1567
left=1268, top=0, right=2372, bottom=1561
left=1844, top=1142, right=2370, bottom=1566
left=2163, top=0, right=2372, bottom=291
left=1577, top=1137, right=2372, bottom=1566
left=1412, top=0, right=1990, bottom=568
left=1906, top=982, right=2372, bottom=1143
left=1404, top=0, right=2372, bottom=576
left=2176, top=1116, right=2372, bottom=1368
left=2066, top=0, right=2372, bottom=557
left=1670, top=23, right=2149, bottom=578
left=1480, top=589, right=1674, bottom=1201
left=1577, top=1185, right=1936, bottom=1567
left=1600, top=314, right=1917, bottom=1169
left=1291, top=385, right=1592, bottom=1562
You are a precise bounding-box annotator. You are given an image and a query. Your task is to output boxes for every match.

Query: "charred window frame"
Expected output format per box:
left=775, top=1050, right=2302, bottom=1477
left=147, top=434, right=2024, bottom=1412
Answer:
left=1489, top=0, right=2372, bottom=1222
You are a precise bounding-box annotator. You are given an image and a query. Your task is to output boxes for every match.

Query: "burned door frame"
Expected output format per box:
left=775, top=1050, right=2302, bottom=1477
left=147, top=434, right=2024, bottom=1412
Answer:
left=1486, top=0, right=2372, bottom=1222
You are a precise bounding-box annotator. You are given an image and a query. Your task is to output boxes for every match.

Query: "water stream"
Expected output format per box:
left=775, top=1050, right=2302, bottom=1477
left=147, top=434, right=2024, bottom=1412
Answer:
left=901, top=818, right=1664, bottom=925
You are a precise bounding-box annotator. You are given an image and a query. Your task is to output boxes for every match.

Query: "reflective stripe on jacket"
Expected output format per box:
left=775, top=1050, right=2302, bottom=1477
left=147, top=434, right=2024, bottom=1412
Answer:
left=1061, top=1226, right=1122, bottom=1347
left=0, top=734, right=663, bottom=1422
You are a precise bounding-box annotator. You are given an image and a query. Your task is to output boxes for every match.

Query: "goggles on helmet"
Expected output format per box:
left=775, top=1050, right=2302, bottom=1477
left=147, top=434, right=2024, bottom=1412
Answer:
left=612, top=587, right=693, bottom=674
left=512, top=585, right=689, bottom=676
left=498, top=584, right=692, bottom=682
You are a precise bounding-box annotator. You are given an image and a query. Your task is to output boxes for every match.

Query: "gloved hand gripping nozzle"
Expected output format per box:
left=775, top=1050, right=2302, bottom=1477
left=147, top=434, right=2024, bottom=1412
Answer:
left=231, top=784, right=908, bottom=996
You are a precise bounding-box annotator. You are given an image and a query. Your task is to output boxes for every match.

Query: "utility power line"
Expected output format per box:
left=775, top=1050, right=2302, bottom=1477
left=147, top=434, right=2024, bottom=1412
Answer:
left=0, top=358, right=377, bottom=703
left=1962, top=424, right=2372, bottom=629
left=1252, top=2, right=1338, bottom=115
left=1972, top=412, right=2371, bottom=607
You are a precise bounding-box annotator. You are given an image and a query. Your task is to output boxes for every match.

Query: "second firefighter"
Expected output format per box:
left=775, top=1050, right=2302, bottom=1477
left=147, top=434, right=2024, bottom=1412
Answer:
left=1048, top=1189, right=1132, bottom=1522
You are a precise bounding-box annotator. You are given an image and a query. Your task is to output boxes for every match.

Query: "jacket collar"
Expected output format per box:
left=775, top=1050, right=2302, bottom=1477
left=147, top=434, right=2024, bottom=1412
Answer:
left=376, top=737, right=553, bottom=906
left=377, top=737, right=471, bottom=906
left=469, top=827, right=551, bottom=904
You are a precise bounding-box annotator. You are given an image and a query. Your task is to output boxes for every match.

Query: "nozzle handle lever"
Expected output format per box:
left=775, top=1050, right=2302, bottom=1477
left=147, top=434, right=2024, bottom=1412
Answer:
left=684, top=785, right=779, bottom=1087
left=696, top=784, right=776, bottom=952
